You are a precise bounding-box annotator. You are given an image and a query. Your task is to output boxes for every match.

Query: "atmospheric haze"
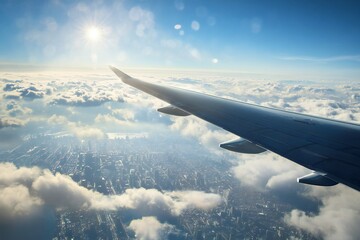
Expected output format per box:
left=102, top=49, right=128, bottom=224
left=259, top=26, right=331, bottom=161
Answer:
left=1, top=0, right=360, bottom=239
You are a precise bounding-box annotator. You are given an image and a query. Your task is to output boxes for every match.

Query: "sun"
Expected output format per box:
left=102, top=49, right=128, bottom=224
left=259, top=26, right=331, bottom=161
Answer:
left=86, top=26, right=102, bottom=43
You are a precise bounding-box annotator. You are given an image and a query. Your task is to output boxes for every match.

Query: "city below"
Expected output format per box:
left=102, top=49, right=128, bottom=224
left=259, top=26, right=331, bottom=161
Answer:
left=0, top=133, right=316, bottom=240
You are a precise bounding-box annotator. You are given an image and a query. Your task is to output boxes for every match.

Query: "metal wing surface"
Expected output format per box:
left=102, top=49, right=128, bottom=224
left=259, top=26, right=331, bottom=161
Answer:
left=110, top=66, right=360, bottom=191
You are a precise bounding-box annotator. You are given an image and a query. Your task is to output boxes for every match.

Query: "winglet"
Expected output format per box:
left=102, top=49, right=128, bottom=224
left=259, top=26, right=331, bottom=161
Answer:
left=109, top=65, right=133, bottom=83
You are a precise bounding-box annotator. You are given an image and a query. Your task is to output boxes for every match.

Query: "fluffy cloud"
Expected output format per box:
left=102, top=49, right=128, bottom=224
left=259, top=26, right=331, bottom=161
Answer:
left=102, top=188, right=222, bottom=216
left=285, top=186, right=360, bottom=240
left=19, top=87, right=45, bottom=100
left=47, top=114, right=68, bottom=125
left=3, top=82, right=22, bottom=92
left=5, top=100, right=32, bottom=117
left=48, top=114, right=105, bottom=139
left=2, top=70, right=360, bottom=150
left=0, top=163, right=221, bottom=219
left=1, top=77, right=125, bottom=110
left=68, top=123, right=105, bottom=139
left=95, top=114, right=132, bottom=127
left=224, top=82, right=360, bottom=121
left=112, top=108, right=136, bottom=121
left=170, top=116, right=235, bottom=153
left=231, top=153, right=308, bottom=192
left=128, top=216, right=175, bottom=240
left=49, top=85, right=124, bottom=107
left=0, top=116, right=27, bottom=129
left=166, top=190, right=224, bottom=212
left=0, top=185, right=43, bottom=216
left=2, top=81, right=48, bottom=100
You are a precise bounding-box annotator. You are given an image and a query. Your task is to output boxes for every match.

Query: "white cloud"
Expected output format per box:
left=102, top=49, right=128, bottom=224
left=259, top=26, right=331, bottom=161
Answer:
left=0, top=163, right=221, bottom=219
left=1, top=75, right=126, bottom=110
left=106, top=188, right=221, bottom=216
left=5, top=100, right=32, bottom=117
left=49, top=86, right=123, bottom=107
left=47, top=114, right=105, bottom=139
left=166, top=190, right=223, bottom=213
left=0, top=185, right=43, bottom=217
left=112, top=108, right=136, bottom=121
left=47, top=114, right=68, bottom=125
left=170, top=116, right=235, bottom=153
left=231, top=153, right=308, bottom=191
left=95, top=114, right=133, bottom=127
left=128, top=216, right=175, bottom=240
left=285, top=186, right=360, bottom=240
left=0, top=116, right=27, bottom=129
left=3, top=82, right=47, bottom=100
left=68, top=122, right=105, bottom=139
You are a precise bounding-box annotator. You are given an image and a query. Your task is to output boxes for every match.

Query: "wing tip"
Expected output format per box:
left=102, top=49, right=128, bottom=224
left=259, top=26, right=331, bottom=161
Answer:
left=109, top=65, right=132, bottom=83
left=108, top=65, right=116, bottom=72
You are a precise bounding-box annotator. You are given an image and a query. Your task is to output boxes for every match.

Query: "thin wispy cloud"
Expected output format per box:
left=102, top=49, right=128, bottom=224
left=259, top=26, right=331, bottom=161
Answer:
left=279, top=55, right=360, bottom=63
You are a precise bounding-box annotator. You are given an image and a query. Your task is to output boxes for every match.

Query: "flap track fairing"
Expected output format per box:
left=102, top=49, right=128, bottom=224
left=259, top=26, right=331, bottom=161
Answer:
left=297, top=172, right=338, bottom=186
left=157, top=105, right=191, bottom=116
left=220, top=138, right=267, bottom=154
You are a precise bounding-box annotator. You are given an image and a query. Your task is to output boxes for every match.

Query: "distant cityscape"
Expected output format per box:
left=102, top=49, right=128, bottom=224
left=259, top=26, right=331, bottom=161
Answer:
left=0, top=133, right=316, bottom=240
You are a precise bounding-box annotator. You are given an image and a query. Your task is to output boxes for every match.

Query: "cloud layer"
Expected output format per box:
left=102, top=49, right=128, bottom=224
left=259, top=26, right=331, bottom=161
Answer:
left=232, top=153, right=308, bottom=191
left=1, top=70, right=360, bottom=239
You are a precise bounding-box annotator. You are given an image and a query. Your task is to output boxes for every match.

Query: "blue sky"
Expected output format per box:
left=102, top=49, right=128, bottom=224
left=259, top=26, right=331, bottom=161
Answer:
left=1, top=0, right=360, bottom=78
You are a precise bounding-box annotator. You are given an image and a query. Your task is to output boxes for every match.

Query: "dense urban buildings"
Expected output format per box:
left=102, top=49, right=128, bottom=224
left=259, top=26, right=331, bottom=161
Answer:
left=0, top=133, right=315, bottom=239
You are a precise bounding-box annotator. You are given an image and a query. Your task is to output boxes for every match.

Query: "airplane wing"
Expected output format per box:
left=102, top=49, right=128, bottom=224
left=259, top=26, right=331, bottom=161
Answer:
left=110, top=66, right=360, bottom=191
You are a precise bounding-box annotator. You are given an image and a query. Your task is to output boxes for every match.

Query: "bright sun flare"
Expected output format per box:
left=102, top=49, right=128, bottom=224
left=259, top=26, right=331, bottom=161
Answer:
left=86, top=26, right=101, bottom=42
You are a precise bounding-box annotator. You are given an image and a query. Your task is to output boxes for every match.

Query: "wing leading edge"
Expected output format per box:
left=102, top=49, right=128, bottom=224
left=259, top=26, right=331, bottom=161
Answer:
left=110, top=66, right=360, bottom=192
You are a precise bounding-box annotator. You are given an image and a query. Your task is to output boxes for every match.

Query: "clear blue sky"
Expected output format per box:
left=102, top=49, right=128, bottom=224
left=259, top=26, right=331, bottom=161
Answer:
left=1, top=0, right=360, bottom=78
